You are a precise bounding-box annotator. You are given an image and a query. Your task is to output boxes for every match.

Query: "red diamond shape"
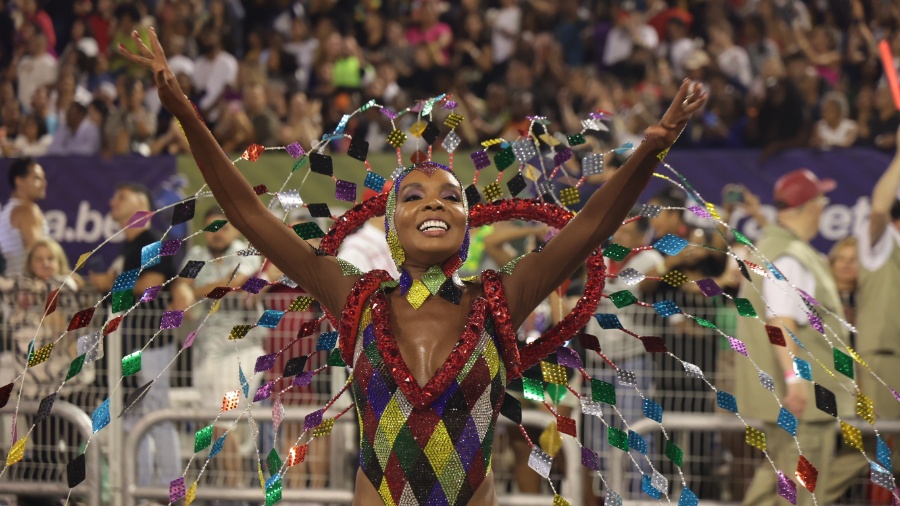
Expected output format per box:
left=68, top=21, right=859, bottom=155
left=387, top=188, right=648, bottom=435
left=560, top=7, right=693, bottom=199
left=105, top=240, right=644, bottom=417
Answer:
left=67, top=308, right=95, bottom=331
left=44, top=289, right=59, bottom=316
left=578, top=333, right=601, bottom=352
left=287, top=444, right=307, bottom=466
left=641, top=336, right=668, bottom=353
left=253, top=184, right=268, bottom=195
left=409, top=150, right=428, bottom=164
left=103, top=316, right=123, bottom=336
left=795, top=455, right=818, bottom=492
left=557, top=416, right=577, bottom=437
left=206, top=287, right=233, bottom=300
left=242, top=143, right=264, bottom=161
left=766, top=325, right=786, bottom=347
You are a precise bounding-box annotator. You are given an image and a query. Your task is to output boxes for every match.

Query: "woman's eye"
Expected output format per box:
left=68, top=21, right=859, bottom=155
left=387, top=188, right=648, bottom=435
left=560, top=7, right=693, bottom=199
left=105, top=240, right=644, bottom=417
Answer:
left=443, top=194, right=461, bottom=202
left=402, top=194, right=422, bottom=202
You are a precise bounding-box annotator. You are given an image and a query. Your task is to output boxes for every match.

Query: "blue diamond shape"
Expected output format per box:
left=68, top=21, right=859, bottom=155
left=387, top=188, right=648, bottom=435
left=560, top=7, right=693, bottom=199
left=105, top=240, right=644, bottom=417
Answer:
left=210, top=434, right=226, bottom=458
left=364, top=171, right=386, bottom=192
left=716, top=390, right=738, bottom=412
left=316, top=331, right=338, bottom=351
left=141, top=241, right=161, bottom=268
left=257, top=310, right=285, bottom=329
left=594, top=313, right=622, bottom=329
left=793, top=357, right=812, bottom=381
left=653, top=300, right=682, bottom=317
left=641, top=475, right=662, bottom=499
left=92, top=398, right=110, bottom=433
left=877, top=436, right=892, bottom=472
left=777, top=407, right=797, bottom=436
left=628, top=431, right=647, bottom=454
left=643, top=398, right=663, bottom=423
left=653, top=234, right=689, bottom=255
left=679, top=487, right=699, bottom=506
left=112, top=269, right=140, bottom=292
left=239, top=366, right=250, bottom=398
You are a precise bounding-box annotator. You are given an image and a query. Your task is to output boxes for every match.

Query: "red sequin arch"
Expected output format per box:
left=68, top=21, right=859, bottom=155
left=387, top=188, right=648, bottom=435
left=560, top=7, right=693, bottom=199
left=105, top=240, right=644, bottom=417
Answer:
left=318, top=193, right=607, bottom=372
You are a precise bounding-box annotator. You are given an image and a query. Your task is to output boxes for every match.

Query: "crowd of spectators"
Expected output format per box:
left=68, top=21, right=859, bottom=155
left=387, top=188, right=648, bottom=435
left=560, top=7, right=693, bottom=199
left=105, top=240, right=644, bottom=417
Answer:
left=1, top=0, right=900, bottom=161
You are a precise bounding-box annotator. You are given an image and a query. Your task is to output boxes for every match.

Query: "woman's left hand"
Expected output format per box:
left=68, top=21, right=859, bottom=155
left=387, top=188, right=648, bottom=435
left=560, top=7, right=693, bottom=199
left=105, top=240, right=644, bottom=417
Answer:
left=647, top=79, right=707, bottom=148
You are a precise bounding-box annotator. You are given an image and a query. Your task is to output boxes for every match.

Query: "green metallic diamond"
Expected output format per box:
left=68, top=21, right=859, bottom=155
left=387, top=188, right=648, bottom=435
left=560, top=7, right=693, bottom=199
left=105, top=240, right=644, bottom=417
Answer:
left=380, top=280, right=399, bottom=290
left=494, top=147, right=516, bottom=171
left=500, top=254, right=525, bottom=275
left=834, top=349, right=854, bottom=380
left=122, top=350, right=142, bottom=377
left=292, top=222, right=325, bottom=240
left=695, top=318, right=717, bottom=329
left=733, top=298, right=757, bottom=317
left=393, top=425, right=421, bottom=474
left=733, top=230, right=752, bottom=246
left=328, top=349, right=346, bottom=367
left=336, top=258, right=363, bottom=276
left=194, top=425, right=213, bottom=452
left=591, top=378, right=616, bottom=405
left=665, top=440, right=684, bottom=467
left=546, top=383, right=568, bottom=404
left=66, top=354, right=86, bottom=381
left=112, top=289, right=134, bottom=313
left=567, top=133, right=586, bottom=145
left=291, top=156, right=308, bottom=173
left=523, top=377, right=545, bottom=401
left=422, top=265, right=447, bottom=295
left=204, top=219, right=227, bottom=232
left=607, top=427, right=629, bottom=451
left=603, top=243, right=631, bottom=261
left=610, top=290, right=638, bottom=308
left=266, top=448, right=282, bottom=476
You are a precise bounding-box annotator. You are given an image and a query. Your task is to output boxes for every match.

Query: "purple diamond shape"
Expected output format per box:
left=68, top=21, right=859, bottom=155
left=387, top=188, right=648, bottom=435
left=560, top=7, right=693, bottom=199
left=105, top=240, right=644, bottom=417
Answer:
left=254, top=353, right=277, bottom=373
left=808, top=312, right=824, bottom=334
left=696, top=278, right=723, bottom=297
left=253, top=381, right=274, bottom=402
left=335, top=180, right=357, bottom=202
left=159, top=310, right=184, bottom=330
left=285, top=142, right=304, bottom=158
left=556, top=347, right=582, bottom=369
left=182, top=331, right=197, bottom=350
left=141, top=286, right=161, bottom=303
left=160, top=239, right=182, bottom=257
left=553, top=147, right=572, bottom=166
left=292, top=371, right=314, bottom=387
left=241, top=277, right=269, bottom=294
left=728, top=337, right=748, bottom=356
left=380, top=108, right=397, bottom=120
left=581, top=447, right=599, bottom=470
left=798, top=289, right=819, bottom=306
left=442, top=100, right=457, bottom=109
left=399, top=270, right=413, bottom=295
left=688, top=205, right=712, bottom=218
left=169, top=477, right=186, bottom=502
left=470, top=150, right=490, bottom=170
left=778, top=471, right=797, bottom=505
left=304, top=409, right=323, bottom=431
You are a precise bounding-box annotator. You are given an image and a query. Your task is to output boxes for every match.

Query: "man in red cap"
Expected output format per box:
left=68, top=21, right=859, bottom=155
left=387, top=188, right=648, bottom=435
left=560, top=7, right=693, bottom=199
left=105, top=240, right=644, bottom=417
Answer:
left=735, top=168, right=855, bottom=506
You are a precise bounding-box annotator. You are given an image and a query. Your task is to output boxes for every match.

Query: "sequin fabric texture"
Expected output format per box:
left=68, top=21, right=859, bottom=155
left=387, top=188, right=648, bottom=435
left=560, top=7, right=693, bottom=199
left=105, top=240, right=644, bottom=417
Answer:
left=342, top=271, right=516, bottom=506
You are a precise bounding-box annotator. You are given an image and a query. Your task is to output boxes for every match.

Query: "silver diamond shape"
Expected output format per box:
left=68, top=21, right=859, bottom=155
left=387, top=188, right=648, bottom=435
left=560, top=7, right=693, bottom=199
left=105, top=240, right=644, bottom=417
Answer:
left=581, top=118, right=602, bottom=131
left=537, top=181, right=553, bottom=195
left=870, top=465, right=895, bottom=490
left=277, top=275, right=298, bottom=289
left=758, top=369, right=775, bottom=392
left=683, top=362, right=704, bottom=379
left=582, top=153, right=604, bottom=176
left=641, top=204, right=662, bottom=218
left=77, top=331, right=103, bottom=364
left=651, top=470, right=668, bottom=493
left=605, top=490, right=623, bottom=506
left=441, top=131, right=461, bottom=153
left=513, top=140, right=537, bottom=163
left=277, top=189, right=303, bottom=211
left=617, top=369, right=637, bottom=387
left=528, top=447, right=552, bottom=478
left=618, top=267, right=645, bottom=286
left=237, top=246, right=259, bottom=257
left=391, top=166, right=405, bottom=180
left=580, top=398, right=603, bottom=418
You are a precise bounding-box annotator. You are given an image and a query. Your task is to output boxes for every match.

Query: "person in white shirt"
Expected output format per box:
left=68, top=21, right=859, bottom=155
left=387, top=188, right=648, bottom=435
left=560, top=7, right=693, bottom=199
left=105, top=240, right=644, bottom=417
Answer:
left=0, top=158, right=48, bottom=277
left=192, top=27, right=238, bottom=123
left=708, top=21, right=752, bottom=89
left=658, top=17, right=696, bottom=79
left=16, top=31, right=58, bottom=113
left=489, top=0, right=521, bottom=66
left=813, top=92, right=858, bottom=149
left=603, top=9, right=659, bottom=68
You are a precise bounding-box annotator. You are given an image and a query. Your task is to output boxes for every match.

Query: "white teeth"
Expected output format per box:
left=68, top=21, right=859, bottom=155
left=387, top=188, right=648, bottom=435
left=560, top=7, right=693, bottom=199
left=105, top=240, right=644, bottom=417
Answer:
left=418, top=220, right=449, bottom=231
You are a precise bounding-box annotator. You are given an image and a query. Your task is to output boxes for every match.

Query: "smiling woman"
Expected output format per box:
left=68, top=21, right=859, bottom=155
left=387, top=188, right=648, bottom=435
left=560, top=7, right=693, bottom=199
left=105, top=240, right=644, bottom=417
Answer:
left=114, top=26, right=707, bottom=506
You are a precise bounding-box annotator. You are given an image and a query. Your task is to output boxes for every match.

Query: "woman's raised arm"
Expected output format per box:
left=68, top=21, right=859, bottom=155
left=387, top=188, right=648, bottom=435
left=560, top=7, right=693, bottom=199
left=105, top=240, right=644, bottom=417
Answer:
left=118, top=28, right=357, bottom=316
left=501, top=80, right=707, bottom=330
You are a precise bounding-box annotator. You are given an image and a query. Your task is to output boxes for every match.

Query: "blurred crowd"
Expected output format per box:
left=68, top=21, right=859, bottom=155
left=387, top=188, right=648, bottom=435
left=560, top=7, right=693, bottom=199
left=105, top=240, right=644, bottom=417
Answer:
left=1, top=0, right=900, bottom=161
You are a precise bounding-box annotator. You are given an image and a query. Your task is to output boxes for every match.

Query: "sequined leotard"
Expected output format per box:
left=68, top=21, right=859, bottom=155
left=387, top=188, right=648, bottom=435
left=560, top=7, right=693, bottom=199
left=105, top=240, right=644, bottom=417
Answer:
left=339, top=270, right=539, bottom=506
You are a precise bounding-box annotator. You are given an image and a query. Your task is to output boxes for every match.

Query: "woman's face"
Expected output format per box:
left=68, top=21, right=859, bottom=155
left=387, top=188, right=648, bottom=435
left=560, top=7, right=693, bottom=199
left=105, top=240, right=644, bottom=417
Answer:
left=822, top=100, right=842, bottom=124
left=392, top=168, right=467, bottom=267
left=831, top=244, right=858, bottom=287
left=30, top=245, right=59, bottom=280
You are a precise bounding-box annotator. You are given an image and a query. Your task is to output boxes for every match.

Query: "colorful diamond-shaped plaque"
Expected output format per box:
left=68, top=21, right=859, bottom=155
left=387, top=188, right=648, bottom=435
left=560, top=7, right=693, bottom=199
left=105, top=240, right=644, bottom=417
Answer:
left=834, top=349, right=854, bottom=379
left=666, top=440, right=684, bottom=467
left=470, top=150, right=491, bottom=170
left=559, top=187, right=580, bottom=206
left=654, top=234, right=689, bottom=255
left=483, top=182, right=502, bottom=201
left=608, top=427, right=629, bottom=451
left=734, top=298, right=757, bottom=317
left=778, top=471, right=797, bottom=505
left=523, top=377, right=545, bottom=401
left=653, top=300, right=682, bottom=317
left=122, top=350, right=142, bottom=376
left=335, top=179, right=357, bottom=202
left=610, top=290, right=637, bottom=308
left=603, top=243, right=631, bottom=261
left=745, top=426, right=766, bottom=451
left=662, top=270, right=688, bottom=287
left=591, top=379, right=616, bottom=405
left=594, top=313, right=622, bottom=329
left=643, top=398, right=663, bottom=423
left=716, top=390, right=738, bottom=412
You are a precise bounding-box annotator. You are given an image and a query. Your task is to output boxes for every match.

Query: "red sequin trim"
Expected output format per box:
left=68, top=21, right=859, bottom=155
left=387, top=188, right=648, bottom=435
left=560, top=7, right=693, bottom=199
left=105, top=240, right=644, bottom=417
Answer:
left=338, top=270, right=393, bottom=366
left=480, top=270, right=521, bottom=379
left=371, top=291, right=488, bottom=410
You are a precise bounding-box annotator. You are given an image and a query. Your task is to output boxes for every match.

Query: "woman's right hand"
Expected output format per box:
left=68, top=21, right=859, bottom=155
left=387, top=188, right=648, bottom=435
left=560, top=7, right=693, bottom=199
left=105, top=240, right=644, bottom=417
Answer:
left=118, top=28, right=193, bottom=118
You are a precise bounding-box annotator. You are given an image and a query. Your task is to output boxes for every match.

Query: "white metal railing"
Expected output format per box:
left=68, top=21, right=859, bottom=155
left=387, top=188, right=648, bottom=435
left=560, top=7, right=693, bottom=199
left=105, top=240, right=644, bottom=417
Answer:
left=0, top=400, right=101, bottom=505
left=123, top=407, right=582, bottom=506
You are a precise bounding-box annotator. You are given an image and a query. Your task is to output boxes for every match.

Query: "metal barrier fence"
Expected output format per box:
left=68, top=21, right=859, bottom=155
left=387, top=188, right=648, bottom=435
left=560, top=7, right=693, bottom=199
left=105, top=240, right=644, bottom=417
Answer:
left=1, top=286, right=897, bottom=505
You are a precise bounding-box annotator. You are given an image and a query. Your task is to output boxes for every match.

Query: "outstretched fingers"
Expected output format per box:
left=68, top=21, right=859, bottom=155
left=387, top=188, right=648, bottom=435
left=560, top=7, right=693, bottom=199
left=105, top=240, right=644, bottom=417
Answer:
left=131, top=30, right=154, bottom=60
left=148, top=27, right=167, bottom=61
left=117, top=44, right=152, bottom=68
